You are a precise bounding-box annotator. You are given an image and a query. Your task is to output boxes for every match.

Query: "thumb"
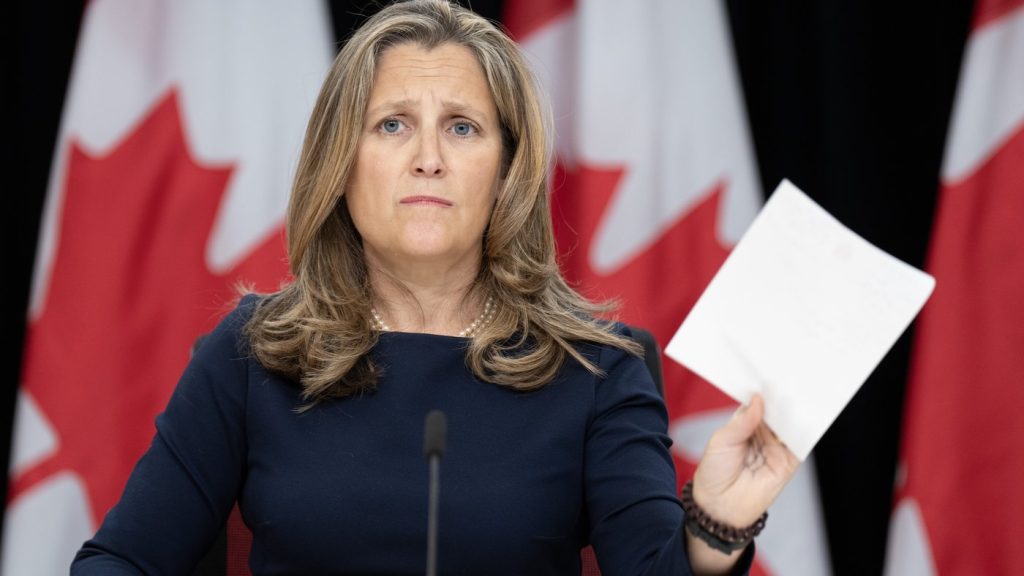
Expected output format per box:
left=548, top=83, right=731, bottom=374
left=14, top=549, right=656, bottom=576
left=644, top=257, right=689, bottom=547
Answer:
left=716, top=393, right=764, bottom=447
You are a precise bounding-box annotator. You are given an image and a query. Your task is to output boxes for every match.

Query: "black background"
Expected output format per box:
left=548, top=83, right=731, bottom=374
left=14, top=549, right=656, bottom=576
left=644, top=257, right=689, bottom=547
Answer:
left=7, top=1, right=974, bottom=574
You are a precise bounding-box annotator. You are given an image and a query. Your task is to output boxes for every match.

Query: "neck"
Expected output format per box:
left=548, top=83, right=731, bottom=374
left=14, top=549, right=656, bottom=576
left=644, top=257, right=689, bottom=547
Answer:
left=365, top=250, right=485, bottom=336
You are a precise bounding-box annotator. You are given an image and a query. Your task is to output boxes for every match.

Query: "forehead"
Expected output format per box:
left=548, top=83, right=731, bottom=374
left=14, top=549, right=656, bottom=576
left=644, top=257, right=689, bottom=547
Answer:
left=369, top=42, right=495, bottom=108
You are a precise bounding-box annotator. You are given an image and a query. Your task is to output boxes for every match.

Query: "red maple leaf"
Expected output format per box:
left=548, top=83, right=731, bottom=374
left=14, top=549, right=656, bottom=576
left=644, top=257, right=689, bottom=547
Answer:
left=11, top=90, right=290, bottom=526
left=551, top=161, right=745, bottom=474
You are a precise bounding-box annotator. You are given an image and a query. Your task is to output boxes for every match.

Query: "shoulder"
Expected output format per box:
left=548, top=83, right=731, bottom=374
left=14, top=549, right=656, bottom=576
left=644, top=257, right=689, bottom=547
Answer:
left=587, top=320, right=644, bottom=368
left=585, top=321, right=664, bottom=405
left=190, top=293, right=263, bottom=363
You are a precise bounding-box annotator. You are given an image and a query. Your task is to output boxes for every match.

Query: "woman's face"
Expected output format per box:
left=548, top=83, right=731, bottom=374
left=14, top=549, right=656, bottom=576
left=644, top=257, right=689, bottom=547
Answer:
left=346, top=42, right=504, bottom=274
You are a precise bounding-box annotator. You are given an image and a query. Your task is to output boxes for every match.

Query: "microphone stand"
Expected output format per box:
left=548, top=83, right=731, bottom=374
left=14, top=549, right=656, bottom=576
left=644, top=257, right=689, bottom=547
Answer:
left=424, top=410, right=447, bottom=576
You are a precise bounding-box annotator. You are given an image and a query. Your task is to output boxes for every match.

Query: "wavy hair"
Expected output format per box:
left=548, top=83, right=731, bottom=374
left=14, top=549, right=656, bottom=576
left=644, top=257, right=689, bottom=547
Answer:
left=246, top=0, right=640, bottom=404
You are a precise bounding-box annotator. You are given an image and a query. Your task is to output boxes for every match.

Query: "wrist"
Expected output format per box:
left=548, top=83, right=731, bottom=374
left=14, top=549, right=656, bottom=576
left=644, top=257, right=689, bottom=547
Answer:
left=680, top=479, right=767, bottom=554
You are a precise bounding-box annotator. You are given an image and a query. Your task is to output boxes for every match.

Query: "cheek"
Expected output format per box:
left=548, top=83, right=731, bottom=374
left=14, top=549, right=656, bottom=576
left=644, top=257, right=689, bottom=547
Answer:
left=484, top=180, right=501, bottom=218
left=344, top=177, right=378, bottom=236
left=471, top=147, right=504, bottom=202
left=467, top=179, right=501, bottom=236
left=343, top=192, right=366, bottom=235
left=347, top=152, right=387, bottom=219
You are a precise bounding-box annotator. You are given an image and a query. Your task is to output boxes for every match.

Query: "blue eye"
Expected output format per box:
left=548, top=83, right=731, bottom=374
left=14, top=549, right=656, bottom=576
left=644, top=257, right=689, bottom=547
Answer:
left=451, top=122, right=475, bottom=136
left=381, top=119, right=403, bottom=133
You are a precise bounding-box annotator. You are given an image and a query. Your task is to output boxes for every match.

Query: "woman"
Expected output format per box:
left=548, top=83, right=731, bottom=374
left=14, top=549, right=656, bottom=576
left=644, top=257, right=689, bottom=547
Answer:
left=72, top=1, right=798, bottom=574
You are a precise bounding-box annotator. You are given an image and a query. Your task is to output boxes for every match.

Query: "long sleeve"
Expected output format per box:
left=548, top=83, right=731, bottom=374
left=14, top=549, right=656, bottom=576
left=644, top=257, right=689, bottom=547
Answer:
left=584, top=326, right=754, bottom=576
left=71, top=297, right=254, bottom=575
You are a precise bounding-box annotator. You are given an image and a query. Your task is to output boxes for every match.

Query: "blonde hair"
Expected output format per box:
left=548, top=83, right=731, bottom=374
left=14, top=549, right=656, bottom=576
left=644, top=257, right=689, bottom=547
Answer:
left=246, top=0, right=640, bottom=404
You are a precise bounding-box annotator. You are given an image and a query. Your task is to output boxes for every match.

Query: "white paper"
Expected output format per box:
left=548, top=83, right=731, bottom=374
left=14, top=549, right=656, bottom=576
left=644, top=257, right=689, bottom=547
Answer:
left=664, top=179, right=935, bottom=460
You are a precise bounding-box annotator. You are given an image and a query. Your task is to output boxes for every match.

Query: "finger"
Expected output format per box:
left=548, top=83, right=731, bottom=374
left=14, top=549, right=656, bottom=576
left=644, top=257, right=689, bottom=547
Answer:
left=716, top=393, right=764, bottom=447
left=754, top=422, right=802, bottom=476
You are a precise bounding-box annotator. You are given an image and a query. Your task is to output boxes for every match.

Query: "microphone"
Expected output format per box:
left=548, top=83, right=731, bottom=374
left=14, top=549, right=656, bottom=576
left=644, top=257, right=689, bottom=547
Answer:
left=423, top=410, right=447, bottom=576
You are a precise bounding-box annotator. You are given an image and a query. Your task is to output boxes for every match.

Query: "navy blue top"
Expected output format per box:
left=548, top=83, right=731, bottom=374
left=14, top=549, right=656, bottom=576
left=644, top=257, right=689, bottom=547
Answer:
left=72, top=295, right=753, bottom=575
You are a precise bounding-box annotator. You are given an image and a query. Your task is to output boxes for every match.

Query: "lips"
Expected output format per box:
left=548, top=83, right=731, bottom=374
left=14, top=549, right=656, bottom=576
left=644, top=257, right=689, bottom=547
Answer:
left=399, top=195, right=453, bottom=206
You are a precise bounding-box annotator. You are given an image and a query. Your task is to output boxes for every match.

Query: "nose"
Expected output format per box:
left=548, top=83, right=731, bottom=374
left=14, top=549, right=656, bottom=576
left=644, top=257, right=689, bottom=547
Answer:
left=412, top=129, right=445, bottom=177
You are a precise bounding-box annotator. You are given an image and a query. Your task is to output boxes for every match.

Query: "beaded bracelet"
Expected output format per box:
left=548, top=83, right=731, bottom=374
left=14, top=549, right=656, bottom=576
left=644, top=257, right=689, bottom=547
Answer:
left=680, top=479, right=768, bottom=554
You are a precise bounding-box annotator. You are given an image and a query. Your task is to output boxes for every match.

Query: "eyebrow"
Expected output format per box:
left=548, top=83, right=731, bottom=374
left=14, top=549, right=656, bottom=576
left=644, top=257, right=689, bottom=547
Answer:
left=365, top=99, right=491, bottom=121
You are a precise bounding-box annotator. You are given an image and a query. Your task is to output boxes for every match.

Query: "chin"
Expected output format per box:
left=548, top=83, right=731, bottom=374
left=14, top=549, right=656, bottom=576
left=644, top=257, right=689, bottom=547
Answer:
left=397, top=234, right=478, bottom=263
left=399, top=243, right=457, bottom=261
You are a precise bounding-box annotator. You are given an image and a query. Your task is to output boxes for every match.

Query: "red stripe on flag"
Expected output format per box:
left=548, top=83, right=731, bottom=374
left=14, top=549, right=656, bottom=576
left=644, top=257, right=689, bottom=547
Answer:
left=972, top=0, right=1024, bottom=31
left=502, top=0, right=574, bottom=41
left=899, top=123, right=1024, bottom=573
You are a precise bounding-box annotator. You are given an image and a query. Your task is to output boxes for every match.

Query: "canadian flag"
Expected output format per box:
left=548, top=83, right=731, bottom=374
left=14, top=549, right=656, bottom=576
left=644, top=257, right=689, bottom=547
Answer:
left=884, top=1, right=1024, bottom=574
left=2, top=1, right=331, bottom=573
left=503, top=1, right=830, bottom=574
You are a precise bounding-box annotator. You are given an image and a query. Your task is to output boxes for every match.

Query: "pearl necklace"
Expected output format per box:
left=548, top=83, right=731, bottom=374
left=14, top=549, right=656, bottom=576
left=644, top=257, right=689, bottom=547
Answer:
left=371, top=296, right=496, bottom=337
